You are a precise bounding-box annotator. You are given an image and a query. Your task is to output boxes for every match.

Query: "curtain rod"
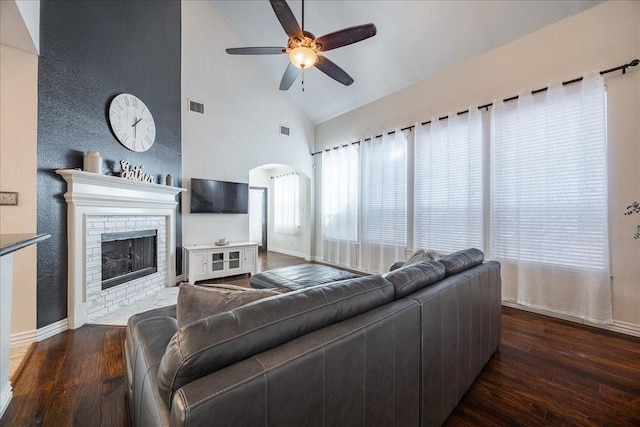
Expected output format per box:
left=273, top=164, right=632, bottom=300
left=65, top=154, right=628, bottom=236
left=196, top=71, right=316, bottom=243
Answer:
left=311, top=58, right=639, bottom=156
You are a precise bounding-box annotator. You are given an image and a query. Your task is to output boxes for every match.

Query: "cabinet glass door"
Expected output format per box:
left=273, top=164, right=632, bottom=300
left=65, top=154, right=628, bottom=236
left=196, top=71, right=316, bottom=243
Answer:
left=228, top=250, right=241, bottom=270
left=211, top=252, right=225, bottom=271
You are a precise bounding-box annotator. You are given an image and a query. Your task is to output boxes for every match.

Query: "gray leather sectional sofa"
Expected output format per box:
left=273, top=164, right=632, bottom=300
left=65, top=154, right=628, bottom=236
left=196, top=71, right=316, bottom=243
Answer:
left=125, top=249, right=501, bottom=426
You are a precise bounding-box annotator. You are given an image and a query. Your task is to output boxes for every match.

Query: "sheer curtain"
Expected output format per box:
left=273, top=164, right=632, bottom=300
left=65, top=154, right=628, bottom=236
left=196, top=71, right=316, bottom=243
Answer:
left=414, top=108, right=484, bottom=253
left=273, top=173, right=300, bottom=236
left=322, top=144, right=359, bottom=268
left=360, top=129, right=407, bottom=273
left=491, top=73, right=611, bottom=324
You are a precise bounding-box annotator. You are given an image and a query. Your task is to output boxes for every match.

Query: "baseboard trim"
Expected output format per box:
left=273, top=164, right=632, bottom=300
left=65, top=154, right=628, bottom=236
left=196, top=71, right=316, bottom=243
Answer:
left=36, top=318, right=69, bottom=342
left=608, top=320, right=640, bottom=338
left=502, top=302, right=640, bottom=338
left=268, top=248, right=308, bottom=260
left=0, top=381, right=12, bottom=420
left=10, top=329, right=37, bottom=348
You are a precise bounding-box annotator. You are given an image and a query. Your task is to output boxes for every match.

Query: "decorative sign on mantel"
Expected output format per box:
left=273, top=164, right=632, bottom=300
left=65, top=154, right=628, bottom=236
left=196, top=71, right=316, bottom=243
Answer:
left=120, top=160, right=155, bottom=183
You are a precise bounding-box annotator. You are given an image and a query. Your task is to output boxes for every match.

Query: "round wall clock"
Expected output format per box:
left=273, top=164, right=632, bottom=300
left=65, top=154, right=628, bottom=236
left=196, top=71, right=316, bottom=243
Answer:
left=108, top=93, right=156, bottom=152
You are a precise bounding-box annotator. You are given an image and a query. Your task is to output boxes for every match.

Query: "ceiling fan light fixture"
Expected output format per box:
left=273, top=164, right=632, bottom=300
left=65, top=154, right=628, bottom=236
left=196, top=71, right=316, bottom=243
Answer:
left=289, top=46, right=317, bottom=69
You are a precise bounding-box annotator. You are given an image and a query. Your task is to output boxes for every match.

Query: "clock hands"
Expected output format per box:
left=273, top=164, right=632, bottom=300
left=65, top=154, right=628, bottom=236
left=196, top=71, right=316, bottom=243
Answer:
left=132, top=117, right=142, bottom=141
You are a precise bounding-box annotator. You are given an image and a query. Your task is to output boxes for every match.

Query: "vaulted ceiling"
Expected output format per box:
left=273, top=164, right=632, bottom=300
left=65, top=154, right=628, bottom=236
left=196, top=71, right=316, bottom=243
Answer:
left=210, top=0, right=602, bottom=124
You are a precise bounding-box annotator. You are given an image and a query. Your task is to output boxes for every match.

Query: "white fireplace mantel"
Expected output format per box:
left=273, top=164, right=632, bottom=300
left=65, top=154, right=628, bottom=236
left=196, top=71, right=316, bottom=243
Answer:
left=56, top=169, right=185, bottom=329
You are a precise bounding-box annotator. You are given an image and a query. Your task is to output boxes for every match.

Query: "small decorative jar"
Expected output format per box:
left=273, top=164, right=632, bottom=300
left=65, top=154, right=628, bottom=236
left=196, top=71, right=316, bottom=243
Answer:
left=166, top=174, right=173, bottom=186
left=83, top=151, right=102, bottom=174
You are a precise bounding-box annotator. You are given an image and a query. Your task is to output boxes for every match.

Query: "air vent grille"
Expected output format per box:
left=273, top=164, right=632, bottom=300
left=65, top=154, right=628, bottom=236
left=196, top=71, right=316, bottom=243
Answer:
left=279, top=125, right=290, bottom=136
left=189, top=100, right=205, bottom=114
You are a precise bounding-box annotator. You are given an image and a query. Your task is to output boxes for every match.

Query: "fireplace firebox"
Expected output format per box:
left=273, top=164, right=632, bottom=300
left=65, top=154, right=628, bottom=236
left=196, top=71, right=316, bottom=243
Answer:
left=101, top=230, right=158, bottom=290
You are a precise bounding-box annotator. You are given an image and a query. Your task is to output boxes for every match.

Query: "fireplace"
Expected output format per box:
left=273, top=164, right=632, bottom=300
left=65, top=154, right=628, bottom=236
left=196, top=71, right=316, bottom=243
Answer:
left=56, top=169, right=185, bottom=329
left=101, top=230, right=158, bottom=290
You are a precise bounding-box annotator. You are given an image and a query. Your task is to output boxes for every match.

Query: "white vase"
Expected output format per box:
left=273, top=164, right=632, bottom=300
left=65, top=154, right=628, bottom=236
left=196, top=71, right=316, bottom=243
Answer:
left=83, top=151, right=102, bottom=174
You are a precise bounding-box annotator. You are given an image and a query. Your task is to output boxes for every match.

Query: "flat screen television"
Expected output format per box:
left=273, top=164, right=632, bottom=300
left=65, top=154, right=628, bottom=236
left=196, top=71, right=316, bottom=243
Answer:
left=190, top=178, right=249, bottom=214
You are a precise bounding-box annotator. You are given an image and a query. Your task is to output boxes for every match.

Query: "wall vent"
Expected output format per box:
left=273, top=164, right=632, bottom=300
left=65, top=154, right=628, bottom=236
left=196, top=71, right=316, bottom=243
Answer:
left=279, top=125, right=290, bottom=136
left=189, top=99, right=205, bottom=114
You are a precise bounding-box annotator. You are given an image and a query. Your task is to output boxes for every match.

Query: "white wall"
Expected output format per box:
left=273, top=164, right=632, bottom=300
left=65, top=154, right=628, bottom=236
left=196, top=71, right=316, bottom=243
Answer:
left=314, top=1, right=640, bottom=328
left=181, top=1, right=314, bottom=249
left=0, top=44, right=38, bottom=339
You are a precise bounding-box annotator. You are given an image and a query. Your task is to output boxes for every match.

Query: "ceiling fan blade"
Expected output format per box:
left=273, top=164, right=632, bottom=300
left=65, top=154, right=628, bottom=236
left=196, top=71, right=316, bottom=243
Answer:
left=315, top=24, right=377, bottom=52
left=270, top=0, right=303, bottom=41
left=315, top=55, right=354, bottom=86
left=226, top=47, right=286, bottom=55
left=279, top=62, right=301, bottom=90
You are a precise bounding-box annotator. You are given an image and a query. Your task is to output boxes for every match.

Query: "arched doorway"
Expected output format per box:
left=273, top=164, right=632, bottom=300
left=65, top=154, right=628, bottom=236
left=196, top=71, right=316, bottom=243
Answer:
left=249, top=164, right=311, bottom=261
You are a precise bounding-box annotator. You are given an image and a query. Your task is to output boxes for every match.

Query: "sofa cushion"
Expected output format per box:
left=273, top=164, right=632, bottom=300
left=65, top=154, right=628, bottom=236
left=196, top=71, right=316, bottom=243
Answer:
left=438, top=248, right=484, bottom=276
left=157, top=274, right=395, bottom=405
left=426, top=249, right=447, bottom=260
left=383, top=260, right=446, bottom=299
left=176, top=283, right=281, bottom=328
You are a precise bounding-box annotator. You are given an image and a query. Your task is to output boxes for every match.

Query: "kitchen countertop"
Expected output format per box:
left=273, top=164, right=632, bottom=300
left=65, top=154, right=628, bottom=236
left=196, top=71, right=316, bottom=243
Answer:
left=0, top=233, right=51, bottom=257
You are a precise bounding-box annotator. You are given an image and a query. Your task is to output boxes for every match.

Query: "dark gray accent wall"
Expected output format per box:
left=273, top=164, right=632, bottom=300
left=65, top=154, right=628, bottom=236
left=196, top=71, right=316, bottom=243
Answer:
left=37, top=0, right=182, bottom=328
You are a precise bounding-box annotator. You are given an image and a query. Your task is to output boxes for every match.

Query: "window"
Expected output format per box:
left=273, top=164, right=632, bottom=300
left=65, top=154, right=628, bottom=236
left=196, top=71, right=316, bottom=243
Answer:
left=361, top=131, right=407, bottom=246
left=491, top=74, right=608, bottom=271
left=273, top=173, right=300, bottom=235
left=414, top=108, right=484, bottom=253
left=322, top=144, right=359, bottom=241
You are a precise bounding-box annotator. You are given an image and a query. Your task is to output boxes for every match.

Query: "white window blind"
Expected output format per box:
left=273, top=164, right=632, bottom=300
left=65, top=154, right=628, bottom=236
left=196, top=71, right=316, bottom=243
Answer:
left=359, top=130, right=407, bottom=273
left=273, top=173, right=300, bottom=236
left=491, top=74, right=608, bottom=271
left=361, top=130, right=407, bottom=246
left=322, top=144, right=358, bottom=242
left=414, top=108, right=483, bottom=253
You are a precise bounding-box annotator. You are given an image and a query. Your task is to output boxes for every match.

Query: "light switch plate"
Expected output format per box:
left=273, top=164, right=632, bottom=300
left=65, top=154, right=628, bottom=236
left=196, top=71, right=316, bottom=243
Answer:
left=0, top=192, right=18, bottom=205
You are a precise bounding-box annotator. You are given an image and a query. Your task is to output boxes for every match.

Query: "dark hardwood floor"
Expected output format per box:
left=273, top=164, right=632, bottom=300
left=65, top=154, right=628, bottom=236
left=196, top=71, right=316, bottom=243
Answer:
left=3, top=252, right=640, bottom=426
left=450, top=306, right=640, bottom=426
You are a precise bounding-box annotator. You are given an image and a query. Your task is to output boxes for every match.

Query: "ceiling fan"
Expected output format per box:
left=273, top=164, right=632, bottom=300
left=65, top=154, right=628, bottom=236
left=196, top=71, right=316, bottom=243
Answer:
left=225, top=0, right=377, bottom=91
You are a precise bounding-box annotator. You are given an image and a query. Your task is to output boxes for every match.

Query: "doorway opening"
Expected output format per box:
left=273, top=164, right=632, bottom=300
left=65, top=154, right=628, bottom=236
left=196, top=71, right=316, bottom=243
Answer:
left=249, top=186, right=268, bottom=251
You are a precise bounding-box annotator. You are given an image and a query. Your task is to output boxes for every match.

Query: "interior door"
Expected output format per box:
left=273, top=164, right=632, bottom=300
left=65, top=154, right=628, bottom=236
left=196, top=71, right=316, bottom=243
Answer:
left=249, top=187, right=267, bottom=251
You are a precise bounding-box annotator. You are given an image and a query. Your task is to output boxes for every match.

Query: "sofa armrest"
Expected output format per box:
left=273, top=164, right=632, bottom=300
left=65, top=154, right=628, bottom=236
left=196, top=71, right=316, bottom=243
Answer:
left=126, top=309, right=178, bottom=427
left=407, top=261, right=501, bottom=426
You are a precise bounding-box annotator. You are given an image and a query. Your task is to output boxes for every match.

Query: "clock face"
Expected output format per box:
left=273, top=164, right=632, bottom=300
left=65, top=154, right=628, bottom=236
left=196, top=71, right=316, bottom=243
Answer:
left=108, top=93, right=156, bottom=152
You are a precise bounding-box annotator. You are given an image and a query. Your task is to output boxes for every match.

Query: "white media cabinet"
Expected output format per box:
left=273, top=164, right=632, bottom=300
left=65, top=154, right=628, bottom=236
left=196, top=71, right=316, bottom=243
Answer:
left=184, top=242, right=259, bottom=284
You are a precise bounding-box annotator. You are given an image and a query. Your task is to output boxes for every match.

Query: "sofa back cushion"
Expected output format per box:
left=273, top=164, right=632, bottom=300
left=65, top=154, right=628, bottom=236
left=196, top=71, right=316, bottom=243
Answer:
left=176, top=283, right=281, bottom=327
left=383, top=260, right=446, bottom=299
left=157, top=274, right=395, bottom=404
left=438, top=248, right=484, bottom=276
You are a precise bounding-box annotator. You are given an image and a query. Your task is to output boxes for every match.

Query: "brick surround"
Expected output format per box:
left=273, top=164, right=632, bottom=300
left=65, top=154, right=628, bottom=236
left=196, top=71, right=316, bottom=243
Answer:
left=85, top=215, right=167, bottom=320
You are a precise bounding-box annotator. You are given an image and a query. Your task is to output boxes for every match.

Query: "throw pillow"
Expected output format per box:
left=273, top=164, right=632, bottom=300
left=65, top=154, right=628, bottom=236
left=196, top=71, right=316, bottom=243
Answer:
left=176, top=283, right=280, bottom=327
left=405, top=249, right=431, bottom=266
